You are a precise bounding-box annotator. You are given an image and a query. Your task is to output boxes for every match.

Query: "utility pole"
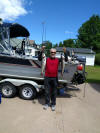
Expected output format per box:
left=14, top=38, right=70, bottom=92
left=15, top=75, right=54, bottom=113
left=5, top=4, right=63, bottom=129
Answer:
left=42, top=21, right=45, bottom=44
left=45, top=26, right=46, bottom=42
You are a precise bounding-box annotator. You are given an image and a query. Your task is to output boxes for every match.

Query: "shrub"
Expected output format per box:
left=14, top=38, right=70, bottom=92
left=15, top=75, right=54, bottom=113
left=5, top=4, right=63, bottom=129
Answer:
left=95, top=53, right=100, bottom=65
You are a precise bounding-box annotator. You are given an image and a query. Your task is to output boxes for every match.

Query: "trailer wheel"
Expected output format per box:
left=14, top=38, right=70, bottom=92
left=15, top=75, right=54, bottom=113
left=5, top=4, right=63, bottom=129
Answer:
left=19, top=84, right=36, bottom=100
left=1, top=82, right=16, bottom=98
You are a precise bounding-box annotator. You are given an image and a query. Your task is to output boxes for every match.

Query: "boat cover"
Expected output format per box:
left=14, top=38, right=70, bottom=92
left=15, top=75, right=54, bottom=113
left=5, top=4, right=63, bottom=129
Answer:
left=0, top=22, right=30, bottom=38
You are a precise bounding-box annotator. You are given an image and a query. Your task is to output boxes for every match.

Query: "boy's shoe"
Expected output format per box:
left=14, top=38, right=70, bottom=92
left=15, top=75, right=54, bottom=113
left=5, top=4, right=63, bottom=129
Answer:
left=51, top=105, right=56, bottom=111
left=43, top=104, right=49, bottom=110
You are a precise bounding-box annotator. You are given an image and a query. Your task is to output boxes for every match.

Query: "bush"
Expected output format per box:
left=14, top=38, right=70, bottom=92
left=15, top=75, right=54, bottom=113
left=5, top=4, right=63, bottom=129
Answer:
left=95, top=53, right=100, bottom=65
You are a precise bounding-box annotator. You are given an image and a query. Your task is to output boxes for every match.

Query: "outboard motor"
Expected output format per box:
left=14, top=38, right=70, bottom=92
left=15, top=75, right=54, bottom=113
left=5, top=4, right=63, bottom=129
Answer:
left=72, top=56, right=86, bottom=85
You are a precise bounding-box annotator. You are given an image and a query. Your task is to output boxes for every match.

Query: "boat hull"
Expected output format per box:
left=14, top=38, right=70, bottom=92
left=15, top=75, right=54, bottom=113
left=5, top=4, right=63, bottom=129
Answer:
left=0, top=55, right=77, bottom=84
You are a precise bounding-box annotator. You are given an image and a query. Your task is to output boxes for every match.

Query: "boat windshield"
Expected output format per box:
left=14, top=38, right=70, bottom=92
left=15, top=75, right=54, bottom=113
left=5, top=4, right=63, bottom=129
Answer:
left=0, top=26, right=13, bottom=54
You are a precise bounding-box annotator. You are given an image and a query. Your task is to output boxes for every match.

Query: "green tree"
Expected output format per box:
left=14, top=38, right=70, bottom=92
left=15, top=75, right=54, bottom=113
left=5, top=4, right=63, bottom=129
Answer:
left=41, top=41, right=52, bottom=56
left=63, top=39, right=75, bottom=47
left=53, top=43, right=58, bottom=48
left=78, top=15, right=100, bottom=51
left=59, top=41, right=63, bottom=47
left=75, top=39, right=82, bottom=48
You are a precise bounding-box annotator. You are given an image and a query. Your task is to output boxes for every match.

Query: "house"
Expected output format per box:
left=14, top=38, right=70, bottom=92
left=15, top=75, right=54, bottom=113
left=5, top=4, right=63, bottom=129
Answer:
left=56, top=47, right=95, bottom=66
left=29, top=40, right=40, bottom=49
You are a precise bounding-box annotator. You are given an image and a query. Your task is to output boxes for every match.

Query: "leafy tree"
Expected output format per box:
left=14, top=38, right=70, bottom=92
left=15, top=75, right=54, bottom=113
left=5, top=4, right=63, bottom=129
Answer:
left=53, top=43, right=58, bottom=48
left=41, top=41, right=52, bottom=56
left=75, top=39, right=82, bottom=48
left=41, top=40, right=52, bottom=49
left=63, top=39, right=75, bottom=47
left=78, top=15, right=100, bottom=51
left=59, top=41, right=63, bottom=47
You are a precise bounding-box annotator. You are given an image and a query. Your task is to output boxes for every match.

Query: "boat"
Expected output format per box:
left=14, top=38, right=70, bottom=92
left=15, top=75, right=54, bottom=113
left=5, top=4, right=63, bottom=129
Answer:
left=0, top=19, right=86, bottom=85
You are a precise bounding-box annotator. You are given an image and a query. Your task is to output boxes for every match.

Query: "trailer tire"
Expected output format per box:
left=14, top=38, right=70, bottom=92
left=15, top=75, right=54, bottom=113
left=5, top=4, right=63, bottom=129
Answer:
left=19, top=84, right=36, bottom=100
left=1, top=82, right=16, bottom=98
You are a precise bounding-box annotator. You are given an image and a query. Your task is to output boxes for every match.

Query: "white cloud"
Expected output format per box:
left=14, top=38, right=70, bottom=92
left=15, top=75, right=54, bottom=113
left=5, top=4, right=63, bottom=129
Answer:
left=0, top=0, right=27, bottom=21
left=65, top=30, right=74, bottom=34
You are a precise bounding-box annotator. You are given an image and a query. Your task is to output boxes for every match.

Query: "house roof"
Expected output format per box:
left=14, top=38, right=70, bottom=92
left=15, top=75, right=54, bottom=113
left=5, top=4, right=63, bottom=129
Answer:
left=29, top=40, right=35, bottom=45
left=56, top=47, right=95, bottom=54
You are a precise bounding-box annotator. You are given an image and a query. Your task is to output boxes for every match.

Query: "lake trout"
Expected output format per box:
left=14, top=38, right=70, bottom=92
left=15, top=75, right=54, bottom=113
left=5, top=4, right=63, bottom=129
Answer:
left=61, top=54, right=65, bottom=76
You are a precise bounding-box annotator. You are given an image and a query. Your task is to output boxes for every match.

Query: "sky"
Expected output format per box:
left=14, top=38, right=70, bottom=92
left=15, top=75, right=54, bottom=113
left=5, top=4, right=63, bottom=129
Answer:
left=0, top=0, right=100, bottom=44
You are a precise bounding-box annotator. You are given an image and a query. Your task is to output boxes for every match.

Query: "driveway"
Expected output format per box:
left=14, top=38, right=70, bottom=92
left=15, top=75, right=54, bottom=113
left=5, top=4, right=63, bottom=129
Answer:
left=0, top=83, right=100, bottom=133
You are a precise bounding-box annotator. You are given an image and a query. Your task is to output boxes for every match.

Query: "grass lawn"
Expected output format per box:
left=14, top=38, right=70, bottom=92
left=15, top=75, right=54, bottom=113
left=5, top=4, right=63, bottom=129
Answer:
left=86, top=65, right=100, bottom=83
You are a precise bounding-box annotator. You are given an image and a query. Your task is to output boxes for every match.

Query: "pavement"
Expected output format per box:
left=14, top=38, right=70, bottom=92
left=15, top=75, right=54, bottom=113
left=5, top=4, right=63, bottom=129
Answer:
left=0, top=83, right=100, bottom=133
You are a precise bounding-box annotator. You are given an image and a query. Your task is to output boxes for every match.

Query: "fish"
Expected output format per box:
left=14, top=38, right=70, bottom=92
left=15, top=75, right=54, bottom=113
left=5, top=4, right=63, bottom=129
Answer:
left=41, top=52, right=46, bottom=76
left=61, top=54, right=65, bottom=76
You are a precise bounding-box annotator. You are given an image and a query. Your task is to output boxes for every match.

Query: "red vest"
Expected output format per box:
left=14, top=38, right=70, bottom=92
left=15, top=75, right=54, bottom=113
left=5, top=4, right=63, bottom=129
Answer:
left=45, top=58, right=59, bottom=77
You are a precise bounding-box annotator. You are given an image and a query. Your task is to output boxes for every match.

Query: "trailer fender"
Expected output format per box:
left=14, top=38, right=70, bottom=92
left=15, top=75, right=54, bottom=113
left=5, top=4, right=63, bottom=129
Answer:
left=0, top=78, right=41, bottom=92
